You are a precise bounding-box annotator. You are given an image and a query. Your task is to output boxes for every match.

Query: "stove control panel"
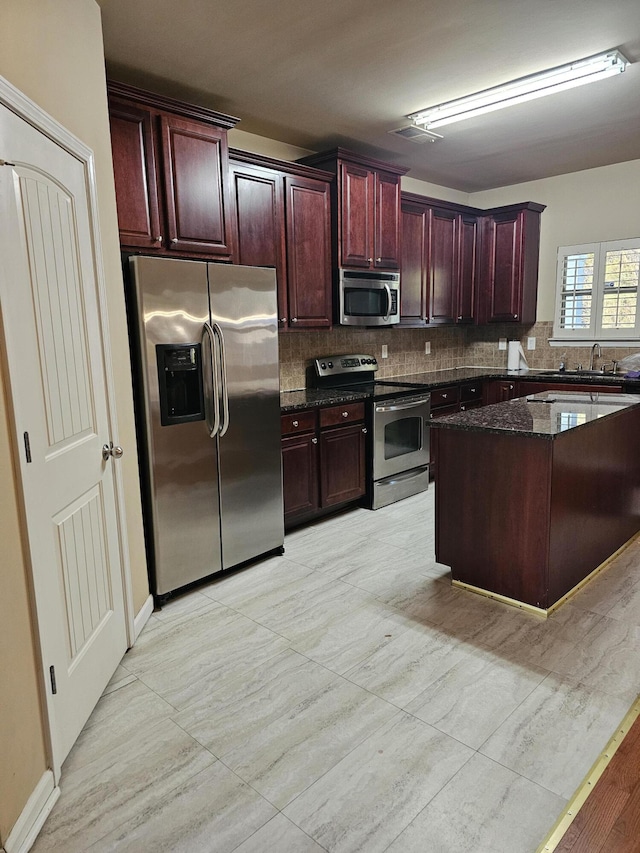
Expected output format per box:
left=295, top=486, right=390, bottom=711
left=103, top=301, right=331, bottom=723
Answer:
left=314, top=354, right=378, bottom=378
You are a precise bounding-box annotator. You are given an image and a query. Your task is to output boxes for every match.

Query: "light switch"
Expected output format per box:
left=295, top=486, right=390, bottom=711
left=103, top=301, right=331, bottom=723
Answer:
left=424, top=342, right=431, bottom=355
left=527, top=337, right=536, bottom=350
left=498, top=338, right=507, bottom=351
left=381, top=345, right=388, bottom=359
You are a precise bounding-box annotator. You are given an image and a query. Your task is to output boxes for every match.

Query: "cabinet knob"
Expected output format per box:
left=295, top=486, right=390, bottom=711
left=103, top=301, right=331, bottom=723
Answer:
left=280, top=317, right=287, bottom=323
left=171, top=238, right=179, bottom=244
left=342, top=411, right=348, bottom=418
left=509, top=384, right=514, bottom=390
left=291, top=318, right=298, bottom=323
left=368, top=258, right=373, bottom=263
left=514, top=313, right=519, bottom=320
left=362, top=427, right=367, bottom=434
left=460, top=405, right=466, bottom=411
left=311, top=437, right=318, bottom=444
left=292, top=420, right=299, bottom=427
left=458, top=315, right=463, bottom=320
left=376, top=257, right=382, bottom=263
left=156, top=235, right=163, bottom=243
left=442, top=393, right=447, bottom=399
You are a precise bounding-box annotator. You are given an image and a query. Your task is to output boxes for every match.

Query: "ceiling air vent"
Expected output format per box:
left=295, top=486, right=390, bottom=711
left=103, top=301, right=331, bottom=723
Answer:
left=389, top=125, right=443, bottom=144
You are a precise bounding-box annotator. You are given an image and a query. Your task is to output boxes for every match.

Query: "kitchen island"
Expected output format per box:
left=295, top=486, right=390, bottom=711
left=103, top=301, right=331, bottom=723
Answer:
left=431, top=391, right=640, bottom=612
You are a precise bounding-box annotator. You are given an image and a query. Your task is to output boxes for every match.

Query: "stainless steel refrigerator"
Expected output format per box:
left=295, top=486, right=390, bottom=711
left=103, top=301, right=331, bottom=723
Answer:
left=128, top=255, right=284, bottom=599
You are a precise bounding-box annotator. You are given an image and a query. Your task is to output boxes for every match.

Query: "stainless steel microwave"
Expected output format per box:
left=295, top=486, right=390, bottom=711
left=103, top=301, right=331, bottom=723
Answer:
left=338, top=269, right=400, bottom=326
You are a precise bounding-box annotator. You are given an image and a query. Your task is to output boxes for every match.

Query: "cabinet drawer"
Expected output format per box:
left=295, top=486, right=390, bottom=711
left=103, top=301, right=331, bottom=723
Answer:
left=281, top=410, right=317, bottom=435
left=319, top=402, right=365, bottom=428
left=430, top=386, right=459, bottom=409
left=430, top=403, right=459, bottom=420
left=459, top=381, right=483, bottom=403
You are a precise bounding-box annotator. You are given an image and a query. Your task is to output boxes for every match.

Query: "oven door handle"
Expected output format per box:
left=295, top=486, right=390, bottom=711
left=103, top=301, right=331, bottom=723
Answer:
left=383, top=283, right=392, bottom=321
left=375, top=398, right=429, bottom=413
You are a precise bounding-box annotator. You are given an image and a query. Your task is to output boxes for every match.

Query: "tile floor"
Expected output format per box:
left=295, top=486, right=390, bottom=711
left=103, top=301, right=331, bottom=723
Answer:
left=32, top=488, right=640, bottom=852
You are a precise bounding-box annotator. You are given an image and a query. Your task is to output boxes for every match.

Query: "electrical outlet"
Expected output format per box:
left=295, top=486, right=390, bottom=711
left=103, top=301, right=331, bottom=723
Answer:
left=424, top=341, right=431, bottom=355
left=381, top=344, right=388, bottom=359
left=527, top=337, right=536, bottom=350
left=498, top=338, right=507, bottom=351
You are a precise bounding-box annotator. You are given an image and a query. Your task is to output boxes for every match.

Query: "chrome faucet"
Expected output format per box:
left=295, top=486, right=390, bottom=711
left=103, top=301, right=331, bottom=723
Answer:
left=589, top=342, right=602, bottom=370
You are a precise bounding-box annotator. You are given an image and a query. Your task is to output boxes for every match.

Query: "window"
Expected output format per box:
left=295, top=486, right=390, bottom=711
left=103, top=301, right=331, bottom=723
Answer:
left=554, top=239, right=640, bottom=339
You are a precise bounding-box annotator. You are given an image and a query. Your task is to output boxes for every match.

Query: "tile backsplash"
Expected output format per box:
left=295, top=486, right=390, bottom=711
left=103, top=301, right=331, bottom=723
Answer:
left=279, top=321, right=640, bottom=391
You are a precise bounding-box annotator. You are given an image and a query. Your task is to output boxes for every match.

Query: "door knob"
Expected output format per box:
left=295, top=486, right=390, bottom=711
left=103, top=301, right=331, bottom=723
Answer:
left=102, top=442, right=124, bottom=461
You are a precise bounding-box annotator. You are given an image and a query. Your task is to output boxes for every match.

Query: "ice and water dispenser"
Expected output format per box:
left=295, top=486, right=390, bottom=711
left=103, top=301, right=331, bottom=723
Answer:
left=156, top=344, right=205, bottom=426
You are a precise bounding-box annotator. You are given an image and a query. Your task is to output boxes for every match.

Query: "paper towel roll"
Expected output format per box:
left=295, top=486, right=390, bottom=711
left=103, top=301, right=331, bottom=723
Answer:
left=507, top=340, right=528, bottom=371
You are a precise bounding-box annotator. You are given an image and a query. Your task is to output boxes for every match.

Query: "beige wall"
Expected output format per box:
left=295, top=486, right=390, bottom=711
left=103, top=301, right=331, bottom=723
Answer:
left=0, top=0, right=149, bottom=841
left=469, top=159, right=640, bottom=321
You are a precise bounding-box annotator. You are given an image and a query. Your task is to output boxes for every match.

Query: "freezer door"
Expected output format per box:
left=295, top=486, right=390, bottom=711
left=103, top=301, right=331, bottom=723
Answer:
left=129, top=255, right=222, bottom=595
left=207, top=263, right=284, bottom=569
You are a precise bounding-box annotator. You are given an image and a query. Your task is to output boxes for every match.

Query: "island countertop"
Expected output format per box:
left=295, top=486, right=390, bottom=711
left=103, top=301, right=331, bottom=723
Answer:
left=433, top=390, right=640, bottom=611
left=430, top=391, right=640, bottom=438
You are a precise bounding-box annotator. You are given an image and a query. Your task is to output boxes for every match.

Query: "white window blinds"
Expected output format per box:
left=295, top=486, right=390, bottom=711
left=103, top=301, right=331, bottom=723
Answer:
left=555, top=239, right=640, bottom=339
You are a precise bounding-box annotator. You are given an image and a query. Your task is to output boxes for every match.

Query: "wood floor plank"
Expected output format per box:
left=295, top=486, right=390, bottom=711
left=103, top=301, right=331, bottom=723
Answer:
left=554, top=712, right=640, bottom=853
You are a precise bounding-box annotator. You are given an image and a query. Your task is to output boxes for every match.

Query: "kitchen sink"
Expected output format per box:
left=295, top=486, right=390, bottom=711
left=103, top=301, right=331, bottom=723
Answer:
left=535, top=369, right=617, bottom=377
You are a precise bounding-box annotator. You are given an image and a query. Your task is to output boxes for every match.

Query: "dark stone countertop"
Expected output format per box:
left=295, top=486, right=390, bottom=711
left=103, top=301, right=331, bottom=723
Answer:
left=430, top=391, right=640, bottom=438
left=280, top=366, right=640, bottom=413
left=280, top=387, right=370, bottom=412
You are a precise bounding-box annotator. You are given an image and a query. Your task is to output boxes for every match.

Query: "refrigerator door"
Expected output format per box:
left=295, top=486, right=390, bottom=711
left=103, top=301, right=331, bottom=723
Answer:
left=207, top=263, right=284, bottom=569
left=130, top=255, right=223, bottom=595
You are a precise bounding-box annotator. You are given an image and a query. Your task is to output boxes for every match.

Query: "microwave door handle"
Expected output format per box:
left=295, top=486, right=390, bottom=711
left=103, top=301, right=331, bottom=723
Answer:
left=212, top=322, right=230, bottom=437
left=202, top=322, right=220, bottom=438
left=383, top=283, right=392, bottom=320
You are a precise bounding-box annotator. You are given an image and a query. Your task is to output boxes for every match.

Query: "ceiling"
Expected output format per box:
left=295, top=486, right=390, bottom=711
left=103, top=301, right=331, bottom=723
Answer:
left=97, top=0, right=640, bottom=192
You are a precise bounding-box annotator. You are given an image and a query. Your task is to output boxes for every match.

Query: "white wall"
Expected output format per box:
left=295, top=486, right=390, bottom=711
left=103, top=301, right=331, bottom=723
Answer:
left=469, top=159, right=640, bottom=320
left=0, top=0, right=149, bottom=841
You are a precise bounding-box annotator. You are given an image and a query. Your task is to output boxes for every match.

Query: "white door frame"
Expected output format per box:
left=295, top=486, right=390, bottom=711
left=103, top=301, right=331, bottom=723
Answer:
left=0, top=74, right=136, bottom=764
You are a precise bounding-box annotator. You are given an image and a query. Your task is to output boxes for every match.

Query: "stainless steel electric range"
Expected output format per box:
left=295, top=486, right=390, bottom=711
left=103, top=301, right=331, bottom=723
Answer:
left=314, top=354, right=431, bottom=509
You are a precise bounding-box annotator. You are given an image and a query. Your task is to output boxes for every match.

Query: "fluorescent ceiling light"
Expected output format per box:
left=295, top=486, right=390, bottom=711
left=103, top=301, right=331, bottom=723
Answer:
left=408, top=49, right=629, bottom=130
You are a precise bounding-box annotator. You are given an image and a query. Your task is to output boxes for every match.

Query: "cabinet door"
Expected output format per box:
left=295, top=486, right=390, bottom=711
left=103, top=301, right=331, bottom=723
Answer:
left=282, top=433, right=319, bottom=520
left=485, top=211, right=523, bottom=322
left=160, top=114, right=233, bottom=257
left=400, top=205, right=429, bottom=326
left=285, top=174, right=332, bottom=328
left=320, top=424, right=366, bottom=506
left=457, top=214, right=478, bottom=323
left=483, top=380, right=518, bottom=405
left=429, top=208, right=458, bottom=324
left=108, top=99, right=162, bottom=250
left=229, top=162, right=287, bottom=326
left=374, top=170, right=401, bottom=269
left=340, top=162, right=373, bottom=268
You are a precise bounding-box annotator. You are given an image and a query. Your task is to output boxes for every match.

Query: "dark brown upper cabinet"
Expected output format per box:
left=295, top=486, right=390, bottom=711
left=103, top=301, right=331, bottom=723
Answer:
left=479, top=202, right=546, bottom=324
left=228, top=150, right=333, bottom=329
left=297, top=148, right=408, bottom=272
left=400, top=194, right=481, bottom=327
left=107, top=81, right=238, bottom=260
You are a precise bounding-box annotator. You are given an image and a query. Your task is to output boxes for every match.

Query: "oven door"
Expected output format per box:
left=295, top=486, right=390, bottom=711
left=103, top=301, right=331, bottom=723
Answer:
left=373, top=393, right=431, bottom=481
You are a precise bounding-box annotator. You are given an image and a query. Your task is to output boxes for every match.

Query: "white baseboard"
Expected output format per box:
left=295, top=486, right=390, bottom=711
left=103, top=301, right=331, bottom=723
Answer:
left=3, top=770, right=59, bottom=853
left=132, top=594, right=154, bottom=643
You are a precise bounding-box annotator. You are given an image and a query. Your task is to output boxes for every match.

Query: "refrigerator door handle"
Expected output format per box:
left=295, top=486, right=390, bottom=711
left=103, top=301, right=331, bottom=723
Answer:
left=212, top=321, right=230, bottom=437
left=202, top=322, right=220, bottom=438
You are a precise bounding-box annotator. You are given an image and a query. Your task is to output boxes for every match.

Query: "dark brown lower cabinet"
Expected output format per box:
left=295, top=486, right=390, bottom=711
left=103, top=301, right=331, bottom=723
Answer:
left=320, top=423, right=366, bottom=506
left=281, top=404, right=366, bottom=525
left=482, top=379, right=518, bottom=405
left=282, top=432, right=319, bottom=519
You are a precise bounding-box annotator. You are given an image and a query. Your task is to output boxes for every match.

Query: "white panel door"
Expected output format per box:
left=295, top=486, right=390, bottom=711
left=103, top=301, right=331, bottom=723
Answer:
left=0, top=104, right=127, bottom=774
